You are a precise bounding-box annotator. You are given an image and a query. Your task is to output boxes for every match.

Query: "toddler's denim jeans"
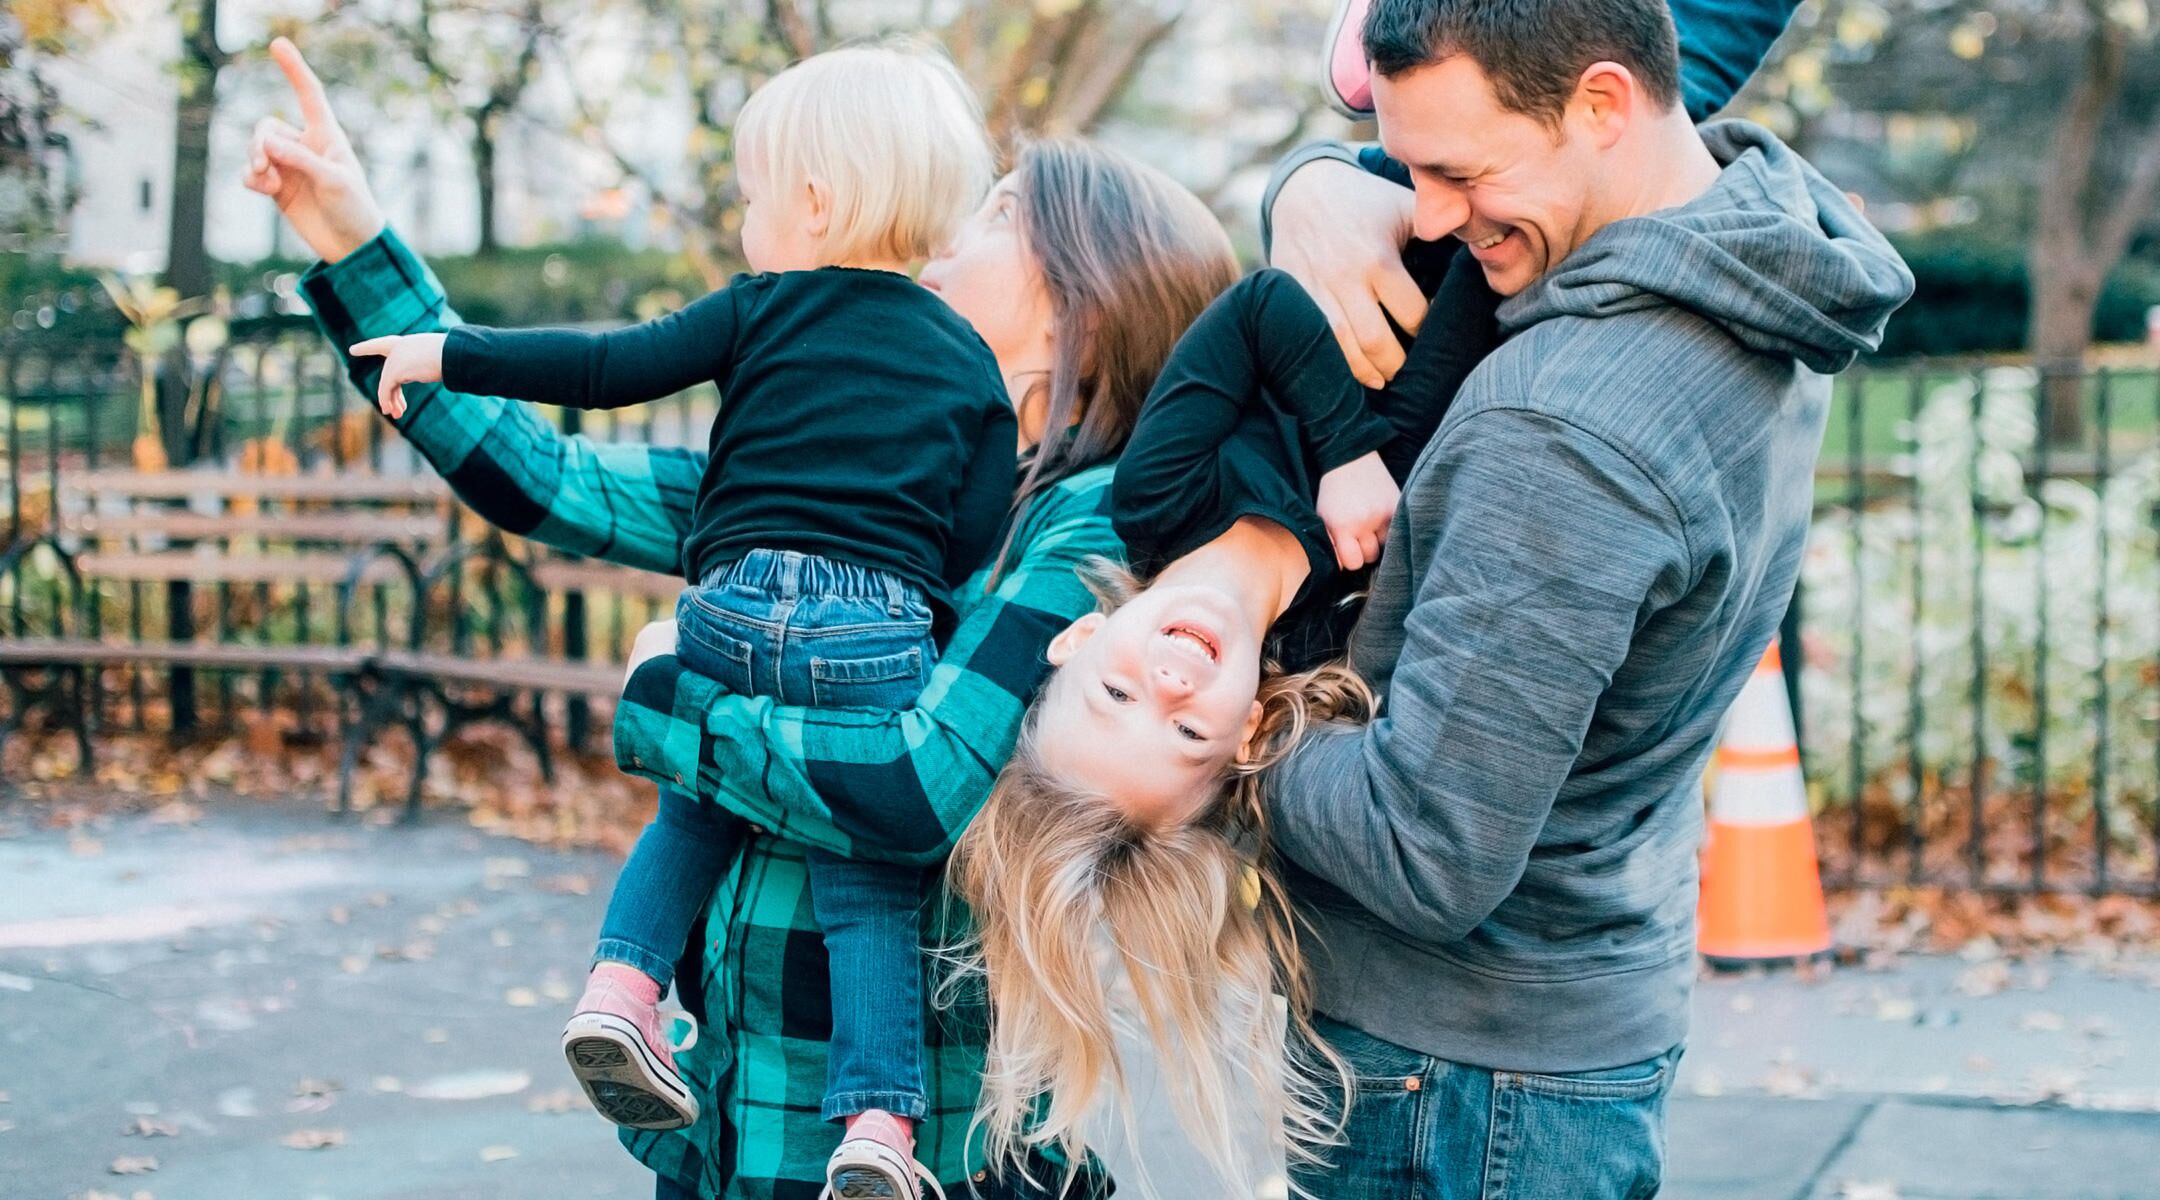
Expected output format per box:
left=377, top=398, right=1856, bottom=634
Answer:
left=597, top=548, right=937, bottom=1122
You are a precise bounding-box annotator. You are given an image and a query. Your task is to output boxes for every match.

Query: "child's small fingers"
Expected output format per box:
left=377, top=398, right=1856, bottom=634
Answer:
left=1333, top=531, right=1362, bottom=572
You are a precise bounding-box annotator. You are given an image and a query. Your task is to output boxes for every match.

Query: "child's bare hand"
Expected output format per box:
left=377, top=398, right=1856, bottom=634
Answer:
left=1316, top=451, right=1399, bottom=571
left=347, top=332, right=446, bottom=419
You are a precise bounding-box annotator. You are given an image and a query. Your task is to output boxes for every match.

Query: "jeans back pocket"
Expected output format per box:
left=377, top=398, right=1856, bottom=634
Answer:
left=675, top=589, right=759, bottom=697
left=809, top=644, right=932, bottom=709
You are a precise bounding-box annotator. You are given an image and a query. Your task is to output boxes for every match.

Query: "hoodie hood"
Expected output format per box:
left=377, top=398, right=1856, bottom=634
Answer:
left=1499, top=120, right=1914, bottom=375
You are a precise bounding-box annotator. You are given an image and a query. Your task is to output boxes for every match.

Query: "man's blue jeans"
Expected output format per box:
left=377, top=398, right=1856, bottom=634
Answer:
left=1292, top=1016, right=1681, bottom=1200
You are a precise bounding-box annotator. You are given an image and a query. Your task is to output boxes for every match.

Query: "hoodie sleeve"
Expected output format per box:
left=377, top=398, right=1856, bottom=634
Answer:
left=1265, top=407, right=1692, bottom=946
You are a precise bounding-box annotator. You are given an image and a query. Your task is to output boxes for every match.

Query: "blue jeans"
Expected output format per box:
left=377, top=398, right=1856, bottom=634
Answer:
left=1291, top=1016, right=1680, bottom=1200
left=598, top=548, right=938, bottom=1122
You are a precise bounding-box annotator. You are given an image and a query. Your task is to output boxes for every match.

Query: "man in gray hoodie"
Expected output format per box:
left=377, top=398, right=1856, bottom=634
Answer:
left=1262, top=2, right=1914, bottom=1196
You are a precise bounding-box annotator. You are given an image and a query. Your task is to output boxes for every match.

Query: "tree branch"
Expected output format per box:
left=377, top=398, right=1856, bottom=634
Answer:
left=2094, top=106, right=2160, bottom=264
left=768, top=0, right=817, bottom=60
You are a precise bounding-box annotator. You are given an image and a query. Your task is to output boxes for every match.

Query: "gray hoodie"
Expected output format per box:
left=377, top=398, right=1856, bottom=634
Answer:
left=1268, top=121, right=1913, bottom=1073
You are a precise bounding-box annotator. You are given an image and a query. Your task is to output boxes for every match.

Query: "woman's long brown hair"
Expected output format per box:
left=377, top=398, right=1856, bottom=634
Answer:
left=989, top=140, right=1239, bottom=577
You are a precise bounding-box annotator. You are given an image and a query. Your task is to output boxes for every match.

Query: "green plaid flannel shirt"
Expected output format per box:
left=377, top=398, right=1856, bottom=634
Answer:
left=303, top=230, right=1118, bottom=1199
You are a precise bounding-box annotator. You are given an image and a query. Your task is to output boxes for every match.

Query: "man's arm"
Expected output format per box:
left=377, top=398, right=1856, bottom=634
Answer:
left=301, top=229, right=701, bottom=575
left=1266, top=408, right=1691, bottom=945
left=614, top=472, right=1122, bottom=865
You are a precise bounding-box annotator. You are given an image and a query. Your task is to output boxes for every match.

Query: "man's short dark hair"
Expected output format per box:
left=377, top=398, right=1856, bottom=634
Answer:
left=1364, top=0, right=1683, bottom=125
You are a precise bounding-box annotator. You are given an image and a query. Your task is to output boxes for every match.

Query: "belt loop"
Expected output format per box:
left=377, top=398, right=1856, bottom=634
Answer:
left=778, top=551, right=802, bottom=601
left=884, top=570, right=907, bottom=617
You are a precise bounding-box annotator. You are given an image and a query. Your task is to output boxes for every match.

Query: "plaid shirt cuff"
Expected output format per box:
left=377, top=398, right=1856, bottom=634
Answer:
left=299, top=228, right=462, bottom=433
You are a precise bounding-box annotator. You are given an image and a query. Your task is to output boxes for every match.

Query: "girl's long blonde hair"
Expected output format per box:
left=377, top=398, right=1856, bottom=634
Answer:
left=944, top=563, right=1373, bottom=1196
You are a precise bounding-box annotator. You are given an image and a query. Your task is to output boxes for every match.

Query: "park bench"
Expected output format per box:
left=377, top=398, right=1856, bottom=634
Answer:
left=338, top=538, right=681, bottom=822
left=3, top=467, right=683, bottom=820
left=0, top=468, right=442, bottom=786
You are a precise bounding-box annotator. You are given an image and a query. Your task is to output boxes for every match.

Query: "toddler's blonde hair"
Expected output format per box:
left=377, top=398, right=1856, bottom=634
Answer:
left=735, top=39, right=993, bottom=265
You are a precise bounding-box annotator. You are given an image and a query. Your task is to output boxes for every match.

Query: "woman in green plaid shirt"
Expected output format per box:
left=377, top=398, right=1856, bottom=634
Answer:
left=246, top=38, right=1239, bottom=1199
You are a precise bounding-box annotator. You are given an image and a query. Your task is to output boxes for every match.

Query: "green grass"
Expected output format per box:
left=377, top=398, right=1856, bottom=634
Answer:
left=1819, top=365, right=2160, bottom=464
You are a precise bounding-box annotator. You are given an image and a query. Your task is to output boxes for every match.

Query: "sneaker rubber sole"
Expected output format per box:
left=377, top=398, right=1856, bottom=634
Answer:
left=562, top=1011, right=699, bottom=1130
left=831, top=1169, right=905, bottom=1198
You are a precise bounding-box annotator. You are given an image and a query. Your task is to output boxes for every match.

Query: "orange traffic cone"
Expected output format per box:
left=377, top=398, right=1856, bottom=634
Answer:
left=1697, top=639, right=1832, bottom=968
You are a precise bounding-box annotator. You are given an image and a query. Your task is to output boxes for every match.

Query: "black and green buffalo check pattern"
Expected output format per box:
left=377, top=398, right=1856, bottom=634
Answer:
left=304, top=230, right=1116, bottom=1198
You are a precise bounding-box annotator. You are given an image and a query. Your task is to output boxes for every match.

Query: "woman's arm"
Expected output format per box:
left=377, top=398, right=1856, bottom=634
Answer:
left=442, top=286, right=747, bottom=413
left=1110, top=270, right=1391, bottom=567
left=613, top=469, right=1122, bottom=866
left=301, top=229, right=701, bottom=574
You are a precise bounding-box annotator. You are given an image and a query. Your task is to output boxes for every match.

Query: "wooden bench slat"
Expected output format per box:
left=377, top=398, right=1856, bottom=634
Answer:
left=66, top=512, right=447, bottom=542
left=76, top=551, right=413, bottom=586
left=63, top=470, right=450, bottom=502
left=0, top=639, right=367, bottom=670
left=376, top=650, right=625, bottom=696
left=530, top=560, right=681, bottom=601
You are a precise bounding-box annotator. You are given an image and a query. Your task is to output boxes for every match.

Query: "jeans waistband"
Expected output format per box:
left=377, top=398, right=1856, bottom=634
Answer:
left=697, top=548, right=920, bottom=616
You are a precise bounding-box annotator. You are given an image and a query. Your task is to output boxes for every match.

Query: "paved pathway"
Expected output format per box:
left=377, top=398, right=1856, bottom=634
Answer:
left=4, top=798, right=2157, bottom=1199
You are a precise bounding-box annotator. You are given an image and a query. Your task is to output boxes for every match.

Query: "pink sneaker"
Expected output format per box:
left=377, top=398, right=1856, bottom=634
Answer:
left=823, top=1110, right=944, bottom=1200
left=561, top=965, right=699, bottom=1130
left=1322, top=0, right=1377, bottom=119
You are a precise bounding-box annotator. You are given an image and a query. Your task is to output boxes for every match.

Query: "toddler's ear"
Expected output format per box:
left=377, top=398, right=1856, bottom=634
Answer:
left=803, top=176, right=833, bottom=239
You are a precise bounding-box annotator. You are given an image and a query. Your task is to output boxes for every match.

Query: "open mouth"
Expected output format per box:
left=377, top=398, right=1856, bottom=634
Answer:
left=1162, top=622, right=1221, bottom=663
left=1466, top=229, right=1509, bottom=252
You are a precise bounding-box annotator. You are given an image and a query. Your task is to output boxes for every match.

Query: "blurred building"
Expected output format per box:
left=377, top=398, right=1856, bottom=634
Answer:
left=46, top=0, right=1332, bottom=273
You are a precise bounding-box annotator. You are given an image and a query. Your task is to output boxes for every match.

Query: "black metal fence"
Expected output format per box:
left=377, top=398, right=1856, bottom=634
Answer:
left=0, top=330, right=702, bottom=741
left=1801, top=359, right=2160, bottom=896
left=6, top=332, right=2160, bottom=895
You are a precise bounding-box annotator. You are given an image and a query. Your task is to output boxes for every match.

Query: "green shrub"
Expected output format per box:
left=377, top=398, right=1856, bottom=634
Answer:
left=1879, top=235, right=2160, bottom=359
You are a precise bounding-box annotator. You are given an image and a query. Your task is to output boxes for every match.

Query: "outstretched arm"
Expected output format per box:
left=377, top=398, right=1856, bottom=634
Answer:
left=301, top=231, right=700, bottom=575
left=613, top=472, right=1121, bottom=865
left=437, top=287, right=747, bottom=413
left=250, top=37, right=699, bottom=573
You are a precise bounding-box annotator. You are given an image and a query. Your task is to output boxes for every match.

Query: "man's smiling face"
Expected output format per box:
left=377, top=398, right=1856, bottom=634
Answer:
left=1375, top=54, right=1600, bottom=297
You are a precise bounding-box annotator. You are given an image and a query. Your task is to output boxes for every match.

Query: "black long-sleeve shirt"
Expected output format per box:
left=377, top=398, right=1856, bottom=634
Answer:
left=1111, top=257, right=1498, bottom=670
left=442, top=267, right=1017, bottom=624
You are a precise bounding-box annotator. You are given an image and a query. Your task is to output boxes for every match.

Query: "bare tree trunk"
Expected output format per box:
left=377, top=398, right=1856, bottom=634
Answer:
left=2027, top=254, right=2100, bottom=445
left=2024, top=0, right=2160, bottom=446
left=163, top=0, right=225, bottom=305
left=473, top=110, right=500, bottom=255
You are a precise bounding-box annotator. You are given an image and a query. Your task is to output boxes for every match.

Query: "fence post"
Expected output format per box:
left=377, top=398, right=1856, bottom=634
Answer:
left=558, top=407, right=590, bottom=750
